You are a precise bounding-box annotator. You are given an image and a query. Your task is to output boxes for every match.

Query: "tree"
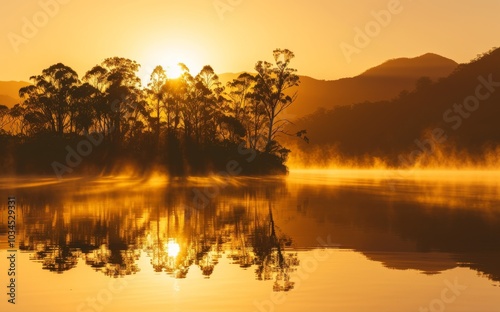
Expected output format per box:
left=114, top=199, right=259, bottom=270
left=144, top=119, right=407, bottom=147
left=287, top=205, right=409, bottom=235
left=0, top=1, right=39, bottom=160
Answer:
left=226, top=73, right=255, bottom=121
left=71, top=83, right=99, bottom=134
left=83, top=65, right=111, bottom=135
left=0, top=105, right=9, bottom=133
left=146, top=65, right=168, bottom=145
left=254, top=49, right=300, bottom=152
left=6, top=53, right=299, bottom=176
left=225, top=73, right=265, bottom=148
left=7, top=104, right=25, bottom=135
left=195, top=65, right=223, bottom=145
left=19, top=63, right=80, bottom=135
left=84, top=57, right=144, bottom=145
left=163, top=64, right=190, bottom=135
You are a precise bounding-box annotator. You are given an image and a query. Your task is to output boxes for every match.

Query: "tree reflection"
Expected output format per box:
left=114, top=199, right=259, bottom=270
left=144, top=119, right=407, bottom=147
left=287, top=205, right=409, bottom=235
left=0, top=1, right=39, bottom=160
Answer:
left=85, top=244, right=140, bottom=277
left=252, top=201, right=298, bottom=292
left=15, top=178, right=302, bottom=291
left=30, top=244, right=79, bottom=273
left=9, top=174, right=500, bottom=291
left=20, top=204, right=80, bottom=273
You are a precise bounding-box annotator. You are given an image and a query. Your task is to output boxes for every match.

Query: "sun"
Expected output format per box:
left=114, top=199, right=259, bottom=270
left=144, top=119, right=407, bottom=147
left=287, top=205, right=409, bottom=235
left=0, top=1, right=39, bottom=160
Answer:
left=166, top=239, right=180, bottom=258
left=139, top=62, right=184, bottom=86
left=165, top=63, right=184, bottom=79
left=140, top=46, right=205, bottom=85
left=138, top=38, right=211, bottom=86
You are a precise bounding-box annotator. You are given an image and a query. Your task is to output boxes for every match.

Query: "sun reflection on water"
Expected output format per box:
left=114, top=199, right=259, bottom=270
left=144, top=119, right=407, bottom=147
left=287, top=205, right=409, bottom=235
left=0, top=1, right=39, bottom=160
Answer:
left=166, top=239, right=181, bottom=258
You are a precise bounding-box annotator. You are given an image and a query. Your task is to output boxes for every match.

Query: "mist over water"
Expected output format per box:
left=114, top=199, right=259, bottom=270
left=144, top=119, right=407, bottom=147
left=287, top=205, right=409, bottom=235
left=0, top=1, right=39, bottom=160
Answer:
left=1, top=170, right=500, bottom=311
left=286, top=140, right=500, bottom=172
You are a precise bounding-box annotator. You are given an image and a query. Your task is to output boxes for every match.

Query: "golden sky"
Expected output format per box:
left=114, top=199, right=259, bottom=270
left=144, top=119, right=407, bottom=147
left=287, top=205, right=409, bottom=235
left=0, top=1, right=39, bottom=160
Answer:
left=1, top=0, right=499, bottom=83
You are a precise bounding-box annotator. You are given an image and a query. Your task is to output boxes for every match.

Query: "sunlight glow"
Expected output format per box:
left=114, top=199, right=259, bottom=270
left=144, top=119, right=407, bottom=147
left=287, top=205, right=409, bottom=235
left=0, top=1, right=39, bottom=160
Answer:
left=140, top=45, right=205, bottom=85
left=166, top=63, right=183, bottom=79
left=166, top=239, right=181, bottom=258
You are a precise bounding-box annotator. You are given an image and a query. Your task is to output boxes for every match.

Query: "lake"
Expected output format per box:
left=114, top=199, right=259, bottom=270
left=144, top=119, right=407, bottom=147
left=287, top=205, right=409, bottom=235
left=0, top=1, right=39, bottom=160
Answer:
left=1, top=170, right=500, bottom=312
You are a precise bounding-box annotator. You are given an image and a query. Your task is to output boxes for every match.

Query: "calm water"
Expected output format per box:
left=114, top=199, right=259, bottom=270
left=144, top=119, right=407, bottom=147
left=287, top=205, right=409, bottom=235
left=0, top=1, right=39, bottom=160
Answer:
left=1, top=170, right=500, bottom=312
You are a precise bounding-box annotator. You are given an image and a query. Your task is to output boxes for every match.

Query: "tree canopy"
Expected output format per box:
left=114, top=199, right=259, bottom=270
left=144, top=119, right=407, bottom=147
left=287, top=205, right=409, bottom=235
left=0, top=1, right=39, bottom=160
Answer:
left=0, top=49, right=303, bottom=176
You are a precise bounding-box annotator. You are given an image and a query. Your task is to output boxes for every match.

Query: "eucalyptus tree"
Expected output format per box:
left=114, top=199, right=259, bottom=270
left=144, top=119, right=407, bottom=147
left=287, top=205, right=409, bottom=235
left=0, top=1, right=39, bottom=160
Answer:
left=192, top=65, right=223, bottom=145
left=254, top=49, right=300, bottom=152
left=225, top=73, right=265, bottom=148
left=71, top=82, right=99, bottom=134
left=19, top=63, right=80, bottom=135
left=101, top=57, right=144, bottom=144
left=0, top=105, right=9, bottom=133
left=7, top=104, right=25, bottom=135
left=163, top=63, right=190, bottom=135
left=175, top=65, right=198, bottom=142
left=226, top=73, right=254, bottom=121
left=82, top=65, right=110, bottom=134
left=83, top=57, right=145, bottom=145
left=146, top=65, right=167, bottom=144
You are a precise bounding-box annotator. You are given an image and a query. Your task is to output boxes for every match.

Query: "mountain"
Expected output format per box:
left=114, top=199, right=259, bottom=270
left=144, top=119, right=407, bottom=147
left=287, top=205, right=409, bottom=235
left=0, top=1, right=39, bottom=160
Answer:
left=287, top=53, right=457, bottom=119
left=0, top=81, right=30, bottom=107
left=286, top=47, right=500, bottom=166
left=360, top=53, right=458, bottom=78
left=218, top=54, right=457, bottom=120
left=0, top=95, right=18, bottom=107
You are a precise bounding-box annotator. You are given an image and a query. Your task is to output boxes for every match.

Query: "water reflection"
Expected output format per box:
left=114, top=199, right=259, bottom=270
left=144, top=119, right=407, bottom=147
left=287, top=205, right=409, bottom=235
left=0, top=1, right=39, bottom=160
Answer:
left=30, top=245, right=79, bottom=273
left=3, top=176, right=302, bottom=291
left=2, top=171, right=500, bottom=291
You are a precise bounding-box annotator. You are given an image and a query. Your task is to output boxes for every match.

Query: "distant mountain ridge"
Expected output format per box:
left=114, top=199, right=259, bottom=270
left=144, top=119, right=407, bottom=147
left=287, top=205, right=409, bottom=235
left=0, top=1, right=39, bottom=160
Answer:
left=287, top=47, right=500, bottom=165
left=288, top=53, right=457, bottom=119
left=220, top=53, right=458, bottom=120
left=360, top=53, right=457, bottom=78
left=0, top=81, right=30, bottom=107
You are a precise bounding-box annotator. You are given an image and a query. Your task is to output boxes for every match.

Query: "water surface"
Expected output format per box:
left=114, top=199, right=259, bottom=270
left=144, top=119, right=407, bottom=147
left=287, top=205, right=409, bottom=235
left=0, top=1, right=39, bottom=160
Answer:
left=1, top=170, right=500, bottom=311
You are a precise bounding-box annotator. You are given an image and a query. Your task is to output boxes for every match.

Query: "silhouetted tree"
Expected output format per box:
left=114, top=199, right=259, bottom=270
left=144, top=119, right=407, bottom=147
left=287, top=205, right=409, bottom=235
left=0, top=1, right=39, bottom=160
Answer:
left=146, top=65, right=168, bottom=146
left=254, top=49, right=300, bottom=152
left=0, top=105, right=9, bottom=132
left=7, top=104, right=25, bottom=135
left=226, top=73, right=265, bottom=148
left=71, top=82, right=99, bottom=134
left=19, top=63, right=80, bottom=135
left=101, top=57, right=145, bottom=145
left=195, top=65, right=223, bottom=145
left=1, top=49, right=302, bottom=175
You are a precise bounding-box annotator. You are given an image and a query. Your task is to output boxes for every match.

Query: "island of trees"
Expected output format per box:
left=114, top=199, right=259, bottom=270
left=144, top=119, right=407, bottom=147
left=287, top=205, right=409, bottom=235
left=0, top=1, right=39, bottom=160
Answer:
left=0, top=49, right=307, bottom=177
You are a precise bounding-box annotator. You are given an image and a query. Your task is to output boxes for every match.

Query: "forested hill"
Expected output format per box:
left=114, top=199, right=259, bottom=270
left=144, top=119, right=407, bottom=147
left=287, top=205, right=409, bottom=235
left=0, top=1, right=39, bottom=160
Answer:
left=288, top=47, right=500, bottom=166
left=220, top=53, right=457, bottom=120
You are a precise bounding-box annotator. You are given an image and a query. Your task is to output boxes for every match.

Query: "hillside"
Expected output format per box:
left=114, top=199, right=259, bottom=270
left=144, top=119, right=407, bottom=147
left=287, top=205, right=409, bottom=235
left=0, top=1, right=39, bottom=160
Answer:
left=286, top=47, right=500, bottom=166
left=0, top=81, right=30, bottom=107
left=287, top=53, right=457, bottom=119
left=360, top=53, right=458, bottom=78
left=219, top=54, right=457, bottom=120
left=0, top=95, right=18, bottom=107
